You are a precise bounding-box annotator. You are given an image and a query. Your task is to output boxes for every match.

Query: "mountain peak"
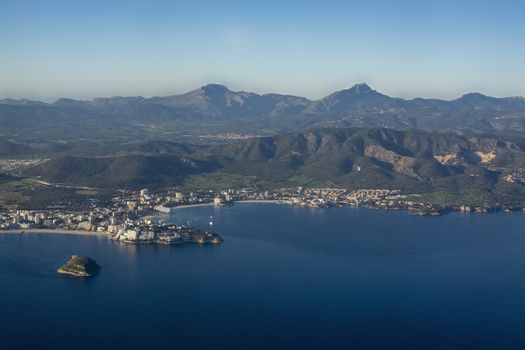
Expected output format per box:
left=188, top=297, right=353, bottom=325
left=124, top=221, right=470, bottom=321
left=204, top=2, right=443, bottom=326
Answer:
left=459, top=92, right=488, bottom=99
left=0, top=98, right=46, bottom=106
left=54, top=97, right=84, bottom=105
left=200, top=84, right=230, bottom=94
left=454, top=92, right=497, bottom=104
left=348, top=83, right=373, bottom=94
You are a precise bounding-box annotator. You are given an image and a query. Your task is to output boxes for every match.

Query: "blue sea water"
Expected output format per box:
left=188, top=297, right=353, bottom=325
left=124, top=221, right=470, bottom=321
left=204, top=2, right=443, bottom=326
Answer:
left=2, top=203, right=525, bottom=349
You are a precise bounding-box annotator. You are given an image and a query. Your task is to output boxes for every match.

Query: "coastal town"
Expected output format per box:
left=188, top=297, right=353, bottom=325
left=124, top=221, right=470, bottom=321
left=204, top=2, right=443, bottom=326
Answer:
left=1, top=185, right=506, bottom=241
left=0, top=188, right=223, bottom=245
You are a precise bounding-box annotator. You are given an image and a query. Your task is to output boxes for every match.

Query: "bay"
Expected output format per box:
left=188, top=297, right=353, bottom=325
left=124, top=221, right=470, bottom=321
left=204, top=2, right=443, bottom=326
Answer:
left=2, top=204, right=525, bottom=349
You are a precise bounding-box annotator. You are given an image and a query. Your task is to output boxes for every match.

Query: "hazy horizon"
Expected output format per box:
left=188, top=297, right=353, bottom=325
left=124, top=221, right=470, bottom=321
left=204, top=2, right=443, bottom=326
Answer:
left=3, top=81, right=525, bottom=104
left=2, top=0, right=524, bottom=101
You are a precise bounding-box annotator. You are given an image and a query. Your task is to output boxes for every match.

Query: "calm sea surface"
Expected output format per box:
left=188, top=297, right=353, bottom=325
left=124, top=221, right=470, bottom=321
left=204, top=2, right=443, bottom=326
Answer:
left=2, top=204, right=525, bottom=349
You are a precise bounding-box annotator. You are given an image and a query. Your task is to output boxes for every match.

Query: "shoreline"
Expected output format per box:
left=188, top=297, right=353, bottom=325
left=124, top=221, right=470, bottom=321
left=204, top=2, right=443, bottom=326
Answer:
left=158, top=199, right=523, bottom=216
left=0, top=229, right=107, bottom=237
left=177, top=200, right=525, bottom=216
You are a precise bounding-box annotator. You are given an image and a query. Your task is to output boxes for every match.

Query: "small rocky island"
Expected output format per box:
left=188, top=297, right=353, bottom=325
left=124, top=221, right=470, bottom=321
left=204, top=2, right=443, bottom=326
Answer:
left=57, top=255, right=101, bottom=277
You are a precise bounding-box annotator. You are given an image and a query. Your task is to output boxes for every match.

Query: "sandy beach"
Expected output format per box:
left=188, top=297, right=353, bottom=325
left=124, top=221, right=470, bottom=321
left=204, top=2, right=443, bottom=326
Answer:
left=234, top=200, right=288, bottom=204
left=171, top=203, right=215, bottom=210
left=0, top=229, right=108, bottom=237
left=169, top=200, right=287, bottom=210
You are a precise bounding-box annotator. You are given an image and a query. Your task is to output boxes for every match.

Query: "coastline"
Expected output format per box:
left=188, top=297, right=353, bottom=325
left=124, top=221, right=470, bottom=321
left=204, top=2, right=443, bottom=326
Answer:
left=0, top=229, right=107, bottom=237
left=1, top=203, right=522, bottom=240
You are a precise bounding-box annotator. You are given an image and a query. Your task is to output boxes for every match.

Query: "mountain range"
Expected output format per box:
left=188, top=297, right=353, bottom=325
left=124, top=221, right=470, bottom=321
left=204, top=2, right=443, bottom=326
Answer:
left=4, top=83, right=525, bottom=208
left=2, top=84, right=525, bottom=141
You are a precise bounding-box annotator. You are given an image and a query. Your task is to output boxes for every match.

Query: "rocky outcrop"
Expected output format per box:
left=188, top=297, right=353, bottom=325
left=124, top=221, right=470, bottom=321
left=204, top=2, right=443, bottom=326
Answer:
left=475, top=151, right=496, bottom=163
left=364, top=144, right=419, bottom=178
left=434, top=153, right=457, bottom=165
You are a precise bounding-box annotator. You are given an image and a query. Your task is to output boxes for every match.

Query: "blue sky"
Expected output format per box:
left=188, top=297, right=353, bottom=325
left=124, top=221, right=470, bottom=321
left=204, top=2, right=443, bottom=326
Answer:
left=1, top=0, right=524, bottom=101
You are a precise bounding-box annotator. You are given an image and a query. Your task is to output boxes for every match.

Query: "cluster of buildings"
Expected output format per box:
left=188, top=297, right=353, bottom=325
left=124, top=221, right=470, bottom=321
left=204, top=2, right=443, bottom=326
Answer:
left=160, top=187, right=447, bottom=215
left=199, top=187, right=443, bottom=214
left=0, top=159, right=46, bottom=173
left=458, top=204, right=517, bottom=214
left=505, top=169, right=525, bottom=185
left=164, top=187, right=404, bottom=209
left=0, top=188, right=222, bottom=245
left=0, top=209, right=109, bottom=231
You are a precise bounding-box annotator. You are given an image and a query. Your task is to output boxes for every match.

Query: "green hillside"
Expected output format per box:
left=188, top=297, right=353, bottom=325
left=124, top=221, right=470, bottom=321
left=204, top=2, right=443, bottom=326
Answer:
left=17, top=127, right=525, bottom=206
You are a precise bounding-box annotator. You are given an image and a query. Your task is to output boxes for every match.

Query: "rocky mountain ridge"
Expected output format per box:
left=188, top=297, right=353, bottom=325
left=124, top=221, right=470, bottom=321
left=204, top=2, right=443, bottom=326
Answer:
left=2, top=84, right=525, bottom=139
